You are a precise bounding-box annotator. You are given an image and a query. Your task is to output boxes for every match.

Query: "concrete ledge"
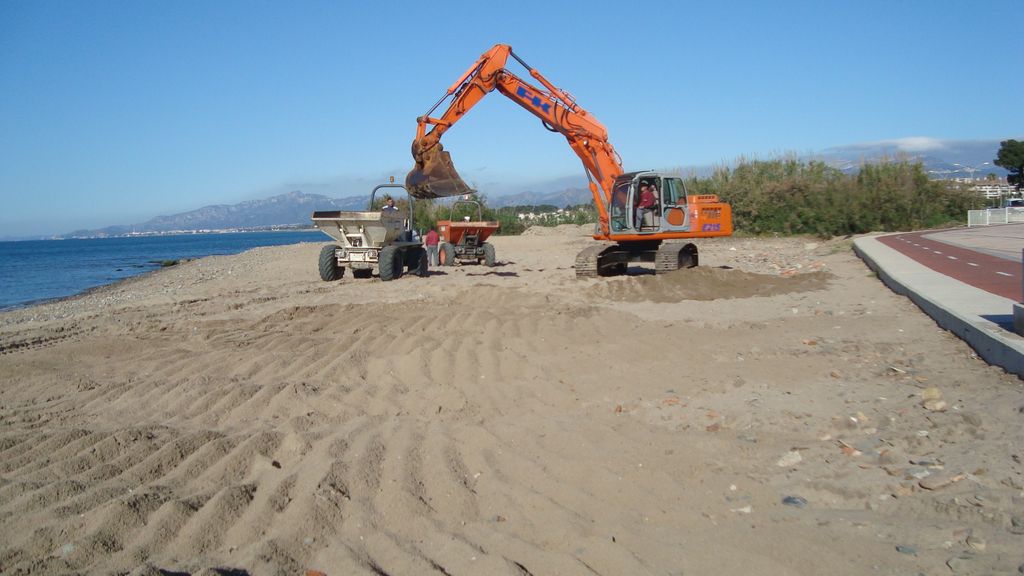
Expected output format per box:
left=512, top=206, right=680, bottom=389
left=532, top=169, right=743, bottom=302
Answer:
left=853, top=235, right=1024, bottom=377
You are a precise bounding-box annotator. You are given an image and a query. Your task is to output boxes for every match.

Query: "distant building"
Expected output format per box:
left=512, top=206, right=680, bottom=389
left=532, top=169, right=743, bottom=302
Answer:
left=971, top=183, right=1015, bottom=200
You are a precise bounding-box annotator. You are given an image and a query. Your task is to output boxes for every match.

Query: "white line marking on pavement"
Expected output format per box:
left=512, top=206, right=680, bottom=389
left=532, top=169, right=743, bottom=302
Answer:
left=968, top=262, right=979, bottom=267
left=996, top=271, right=1013, bottom=277
left=948, top=256, right=957, bottom=260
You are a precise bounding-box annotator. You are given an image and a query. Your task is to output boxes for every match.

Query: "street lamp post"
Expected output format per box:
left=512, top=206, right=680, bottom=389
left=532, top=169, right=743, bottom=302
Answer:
left=953, top=162, right=991, bottom=182
left=952, top=162, right=997, bottom=207
left=927, top=169, right=954, bottom=180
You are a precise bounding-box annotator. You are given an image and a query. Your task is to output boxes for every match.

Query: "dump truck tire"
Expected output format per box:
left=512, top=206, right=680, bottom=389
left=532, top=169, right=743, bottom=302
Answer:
left=407, top=246, right=429, bottom=277
left=440, top=243, right=455, bottom=266
left=379, top=246, right=403, bottom=282
left=482, top=243, right=496, bottom=267
left=319, top=245, right=343, bottom=281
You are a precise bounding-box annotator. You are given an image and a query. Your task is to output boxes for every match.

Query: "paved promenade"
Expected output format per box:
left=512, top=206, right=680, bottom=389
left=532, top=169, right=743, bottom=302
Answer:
left=853, top=223, right=1024, bottom=377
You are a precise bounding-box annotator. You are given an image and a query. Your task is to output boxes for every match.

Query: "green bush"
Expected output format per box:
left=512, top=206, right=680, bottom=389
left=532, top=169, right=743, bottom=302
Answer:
left=687, top=158, right=983, bottom=237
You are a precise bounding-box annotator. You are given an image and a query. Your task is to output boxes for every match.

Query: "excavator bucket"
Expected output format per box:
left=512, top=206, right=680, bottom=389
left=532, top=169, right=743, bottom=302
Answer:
left=405, top=143, right=473, bottom=199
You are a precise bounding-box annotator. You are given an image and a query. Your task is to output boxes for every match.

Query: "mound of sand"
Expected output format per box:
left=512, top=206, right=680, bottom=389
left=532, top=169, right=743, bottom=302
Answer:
left=1, top=232, right=1021, bottom=575
left=590, top=267, right=833, bottom=302
left=520, top=223, right=593, bottom=236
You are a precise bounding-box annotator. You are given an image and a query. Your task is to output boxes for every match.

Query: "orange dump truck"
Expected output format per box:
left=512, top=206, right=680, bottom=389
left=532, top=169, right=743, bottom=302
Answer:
left=435, top=199, right=500, bottom=267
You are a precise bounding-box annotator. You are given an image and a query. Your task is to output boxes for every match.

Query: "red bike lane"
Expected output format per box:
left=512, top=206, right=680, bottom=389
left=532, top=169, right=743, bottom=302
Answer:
left=877, top=231, right=1022, bottom=301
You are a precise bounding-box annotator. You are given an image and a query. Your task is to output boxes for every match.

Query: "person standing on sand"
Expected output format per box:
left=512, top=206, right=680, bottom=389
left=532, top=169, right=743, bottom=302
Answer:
left=424, top=227, right=440, bottom=266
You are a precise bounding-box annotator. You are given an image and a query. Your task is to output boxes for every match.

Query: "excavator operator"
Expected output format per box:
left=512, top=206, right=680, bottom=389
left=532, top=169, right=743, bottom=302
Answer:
left=636, top=183, right=658, bottom=229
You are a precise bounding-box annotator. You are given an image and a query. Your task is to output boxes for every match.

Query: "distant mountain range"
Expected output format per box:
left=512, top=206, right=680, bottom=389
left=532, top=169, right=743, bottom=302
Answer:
left=812, top=138, right=1009, bottom=178
left=56, top=138, right=1013, bottom=238
left=60, top=191, right=368, bottom=238
left=57, top=188, right=596, bottom=238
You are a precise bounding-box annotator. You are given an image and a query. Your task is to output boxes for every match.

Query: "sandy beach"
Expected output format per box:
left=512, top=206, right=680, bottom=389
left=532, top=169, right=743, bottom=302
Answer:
left=1, top=226, right=1021, bottom=575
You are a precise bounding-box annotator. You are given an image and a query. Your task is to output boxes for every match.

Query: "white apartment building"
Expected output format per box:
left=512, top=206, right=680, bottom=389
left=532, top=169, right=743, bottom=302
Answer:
left=971, top=183, right=1016, bottom=200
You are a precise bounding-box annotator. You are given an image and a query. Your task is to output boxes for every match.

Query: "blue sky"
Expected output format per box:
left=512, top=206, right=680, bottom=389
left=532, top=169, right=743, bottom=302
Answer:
left=1, top=0, right=1021, bottom=236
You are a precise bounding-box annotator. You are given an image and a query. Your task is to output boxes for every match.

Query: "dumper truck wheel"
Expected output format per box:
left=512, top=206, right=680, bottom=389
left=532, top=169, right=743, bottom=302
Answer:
left=319, top=245, right=344, bottom=281
left=483, top=243, right=496, bottom=267
left=439, top=243, right=455, bottom=266
left=379, top=246, right=403, bottom=282
left=408, top=246, right=428, bottom=277
left=405, top=246, right=427, bottom=276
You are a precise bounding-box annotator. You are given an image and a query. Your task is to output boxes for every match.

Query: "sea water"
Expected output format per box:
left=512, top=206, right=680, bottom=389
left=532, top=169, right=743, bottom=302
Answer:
left=0, top=231, right=326, bottom=310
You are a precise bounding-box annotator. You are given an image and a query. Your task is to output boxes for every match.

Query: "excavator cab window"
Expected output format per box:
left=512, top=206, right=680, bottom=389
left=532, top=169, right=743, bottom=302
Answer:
left=660, top=177, right=691, bottom=230
left=663, top=178, right=685, bottom=205
left=609, top=178, right=632, bottom=232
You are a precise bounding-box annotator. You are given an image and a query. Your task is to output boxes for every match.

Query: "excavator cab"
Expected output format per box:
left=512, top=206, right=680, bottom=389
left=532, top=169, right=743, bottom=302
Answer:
left=609, top=172, right=691, bottom=234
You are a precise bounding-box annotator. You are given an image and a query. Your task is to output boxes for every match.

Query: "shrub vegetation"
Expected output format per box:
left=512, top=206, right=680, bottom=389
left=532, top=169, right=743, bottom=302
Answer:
left=686, top=158, right=983, bottom=237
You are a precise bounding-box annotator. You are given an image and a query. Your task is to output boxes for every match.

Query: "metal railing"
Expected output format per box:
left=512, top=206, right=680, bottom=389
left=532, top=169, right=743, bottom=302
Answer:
left=968, top=208, right=1024, bottom=227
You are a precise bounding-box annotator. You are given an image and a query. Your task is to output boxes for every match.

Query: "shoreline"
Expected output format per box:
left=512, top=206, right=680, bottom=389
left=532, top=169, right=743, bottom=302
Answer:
left=0, top=265, right=165, bottom=317
left=0, top=231, right=327, bottom=314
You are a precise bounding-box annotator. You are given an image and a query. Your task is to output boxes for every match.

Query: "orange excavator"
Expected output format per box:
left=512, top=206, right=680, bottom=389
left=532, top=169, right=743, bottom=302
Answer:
left=406, top=44, right=732, bottom=277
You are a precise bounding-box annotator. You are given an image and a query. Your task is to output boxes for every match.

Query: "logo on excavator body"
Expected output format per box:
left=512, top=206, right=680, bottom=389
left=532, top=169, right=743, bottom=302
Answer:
left=701, top=223, right=721, bottom=232
left=516, top=86, right=551, bottom=113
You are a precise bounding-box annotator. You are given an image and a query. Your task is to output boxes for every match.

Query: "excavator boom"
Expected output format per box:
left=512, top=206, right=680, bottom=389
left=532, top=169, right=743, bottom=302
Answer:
left=406, top=45, right=513, bottom=199
left=406, top=45, right=622, bottom=233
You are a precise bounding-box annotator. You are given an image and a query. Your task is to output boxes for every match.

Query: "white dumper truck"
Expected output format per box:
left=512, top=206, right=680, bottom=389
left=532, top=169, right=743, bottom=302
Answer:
left=312, top=184, right=428, bottom=281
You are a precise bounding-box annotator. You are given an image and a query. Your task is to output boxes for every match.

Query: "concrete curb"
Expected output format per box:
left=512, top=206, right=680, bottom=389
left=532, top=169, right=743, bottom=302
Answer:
left=853, top=234, right=1024, bottom=378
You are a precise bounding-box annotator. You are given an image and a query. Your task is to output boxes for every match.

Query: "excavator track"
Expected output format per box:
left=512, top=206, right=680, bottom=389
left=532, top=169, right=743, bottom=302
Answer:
left=575, top=244, right=628, bottom=278
left=655, top=242, right=698, bottom=273
left=574, top=244, right=606, bottom=278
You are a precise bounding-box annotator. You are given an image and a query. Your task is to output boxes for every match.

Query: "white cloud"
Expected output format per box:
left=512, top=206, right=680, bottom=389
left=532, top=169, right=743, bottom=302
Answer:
left=849, top=137, right=948, bottom=153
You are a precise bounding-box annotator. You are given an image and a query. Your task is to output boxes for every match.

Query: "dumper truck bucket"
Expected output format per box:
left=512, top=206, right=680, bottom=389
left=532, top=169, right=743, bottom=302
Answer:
left=311, top=210, right=406, bottom=248
left=406, top=143, right=473, bottom=199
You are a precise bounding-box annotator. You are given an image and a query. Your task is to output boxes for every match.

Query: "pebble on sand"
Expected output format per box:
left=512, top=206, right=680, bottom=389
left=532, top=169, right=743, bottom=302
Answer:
left=776, top=451, right=803, bottom=467
left=919, top=472, right=965, bottom=491
left=782, top=495, right=808, bottom=508
left=946, top=553, right=975, bottom=573
left=920, top=387, right=948, bottom=412
left=966, top=533, right=986, bottom=552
